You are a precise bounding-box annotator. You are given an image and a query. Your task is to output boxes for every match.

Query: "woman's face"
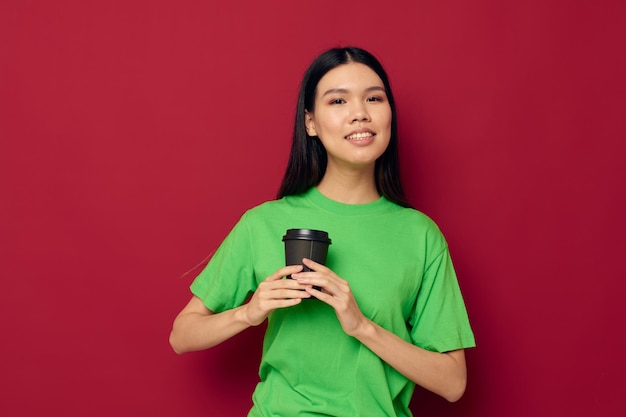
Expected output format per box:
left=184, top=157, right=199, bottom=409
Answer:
left=305, top=62, right=392, bottom=171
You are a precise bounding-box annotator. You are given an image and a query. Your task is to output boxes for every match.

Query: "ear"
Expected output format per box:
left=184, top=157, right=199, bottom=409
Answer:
left=305, top=111, right=317, bottom=137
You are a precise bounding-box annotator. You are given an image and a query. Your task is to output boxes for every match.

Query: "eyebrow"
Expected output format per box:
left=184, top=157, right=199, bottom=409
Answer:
left=321, top=86, right=386, bottom=97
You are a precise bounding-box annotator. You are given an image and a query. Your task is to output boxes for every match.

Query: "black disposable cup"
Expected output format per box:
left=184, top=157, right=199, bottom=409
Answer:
left=282, top=229, right=332, bottom=290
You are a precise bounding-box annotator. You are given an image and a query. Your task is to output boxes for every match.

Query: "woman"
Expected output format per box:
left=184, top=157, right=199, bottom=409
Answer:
left=170, top=46, right=475, bottom=416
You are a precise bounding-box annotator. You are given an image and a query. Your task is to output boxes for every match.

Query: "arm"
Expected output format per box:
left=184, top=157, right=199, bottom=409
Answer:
left=353, top=321, right=467, bottom=402
left=170, top=264, right=309, bottom=354
left=293, top=258, right=468, bottom=402
left=169, top=296, right=248, bottom=354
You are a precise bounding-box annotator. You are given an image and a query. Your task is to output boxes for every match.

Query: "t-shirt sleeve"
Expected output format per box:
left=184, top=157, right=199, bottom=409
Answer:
left=408, top=230, right=476, bottom=353
left=190, top=212, right=258, bottom=313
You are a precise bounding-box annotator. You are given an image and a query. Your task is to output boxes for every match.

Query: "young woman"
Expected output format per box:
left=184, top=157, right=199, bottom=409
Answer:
left=170, top=46, right=475, bottom=416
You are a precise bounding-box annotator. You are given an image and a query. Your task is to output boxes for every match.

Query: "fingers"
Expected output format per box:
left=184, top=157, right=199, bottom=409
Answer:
left=265, top=264, right=304, bottom=281
left=301, top=257, right=328, bottom=272
left=244, top=295, right=304, bottom=326
left=256, top=283, right=312, bottom=300
left=293, top=258, right=347, bottom=292
left=291, top=261, right=365, bottom=336
left=245, top=266, right=310, bottom=326
left=252, top=288, right=310, bottom=311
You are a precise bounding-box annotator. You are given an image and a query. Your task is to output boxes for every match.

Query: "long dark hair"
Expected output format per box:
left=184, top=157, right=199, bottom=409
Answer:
left=277, top=46, right=411, bottom=208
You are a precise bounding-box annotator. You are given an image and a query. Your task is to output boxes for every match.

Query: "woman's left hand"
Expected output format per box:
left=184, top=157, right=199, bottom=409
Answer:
left=291, top=258, right=368, bottom=337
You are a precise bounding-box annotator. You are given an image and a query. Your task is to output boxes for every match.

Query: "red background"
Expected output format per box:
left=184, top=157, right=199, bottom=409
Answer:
left=1, top=1, right=625, bottom=416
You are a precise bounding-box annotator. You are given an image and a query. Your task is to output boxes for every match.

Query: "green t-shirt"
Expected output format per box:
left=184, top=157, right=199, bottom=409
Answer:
left=191, top=187, right=475, bottom=417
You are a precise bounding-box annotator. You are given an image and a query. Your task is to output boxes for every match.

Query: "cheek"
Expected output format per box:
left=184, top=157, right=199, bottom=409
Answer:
left=373, top=104, right=392, bottom=125
left=380, top=110, right=392, bottom=134
left=317, top=113, right=344, bottom=135
left=383, top=108, right=393, bottom=126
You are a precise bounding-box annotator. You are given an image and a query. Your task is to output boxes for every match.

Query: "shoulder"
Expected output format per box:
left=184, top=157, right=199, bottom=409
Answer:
left=390, top=203, right=440, bottom=229
left=389, top=204, right=449, bottom=246
left=238, top=194, right=305, bottom=222
left=245, top=195, right=295, bottom=214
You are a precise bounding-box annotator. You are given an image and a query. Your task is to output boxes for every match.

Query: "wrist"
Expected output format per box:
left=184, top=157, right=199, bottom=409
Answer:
left=234, top=304, right=254, bottom=327
left=351, top=316, right=377, bottom=341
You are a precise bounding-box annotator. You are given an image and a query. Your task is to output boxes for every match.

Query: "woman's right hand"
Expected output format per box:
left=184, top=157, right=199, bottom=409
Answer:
left=243, top=264, right=310, bottom=326
left=170, top=264, right=310, bottom=354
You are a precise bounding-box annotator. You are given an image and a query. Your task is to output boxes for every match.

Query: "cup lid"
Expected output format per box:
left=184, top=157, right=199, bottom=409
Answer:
left=282, top=228, right=331, bottom=244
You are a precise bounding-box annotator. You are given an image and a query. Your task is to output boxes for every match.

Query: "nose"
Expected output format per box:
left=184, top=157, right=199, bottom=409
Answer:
left=350, top=102, right=371, bottom=123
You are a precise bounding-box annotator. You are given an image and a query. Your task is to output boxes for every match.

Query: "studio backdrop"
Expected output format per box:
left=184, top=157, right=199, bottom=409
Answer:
left=1, top=1, right=624, bottom=416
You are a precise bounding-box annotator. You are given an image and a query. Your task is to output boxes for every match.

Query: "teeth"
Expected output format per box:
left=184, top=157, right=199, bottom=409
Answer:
left=346, top=132, right=374, bottom=140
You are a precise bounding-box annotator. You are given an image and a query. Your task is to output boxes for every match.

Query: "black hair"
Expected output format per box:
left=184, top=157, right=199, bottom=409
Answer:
left=277, top=46, right=411, bottom=208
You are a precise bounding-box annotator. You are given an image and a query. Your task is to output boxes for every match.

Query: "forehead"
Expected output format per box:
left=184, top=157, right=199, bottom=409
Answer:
left=316, top=62, right=384, bottom=94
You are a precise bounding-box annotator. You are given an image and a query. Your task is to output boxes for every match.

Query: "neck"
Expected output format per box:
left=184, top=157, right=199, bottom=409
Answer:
left=316, top=164, right=379, bottom=204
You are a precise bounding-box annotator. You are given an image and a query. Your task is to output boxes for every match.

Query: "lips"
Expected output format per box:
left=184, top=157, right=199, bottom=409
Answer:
left=345, top=131, right=375, bottom=140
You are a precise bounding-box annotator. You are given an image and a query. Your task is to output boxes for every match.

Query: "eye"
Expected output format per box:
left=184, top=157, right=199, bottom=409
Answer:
left=367, top=96, right=384, bottom=102
left=330, top=98, right=346, bottom=104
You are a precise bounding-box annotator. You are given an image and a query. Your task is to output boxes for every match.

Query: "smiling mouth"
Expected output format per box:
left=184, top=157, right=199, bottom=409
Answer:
left=345, top=132, right=375, bottom=140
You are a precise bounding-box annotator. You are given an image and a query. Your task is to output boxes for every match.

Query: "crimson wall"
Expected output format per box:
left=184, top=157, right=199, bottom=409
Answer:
left=1, top=1, right=624, bottom=416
